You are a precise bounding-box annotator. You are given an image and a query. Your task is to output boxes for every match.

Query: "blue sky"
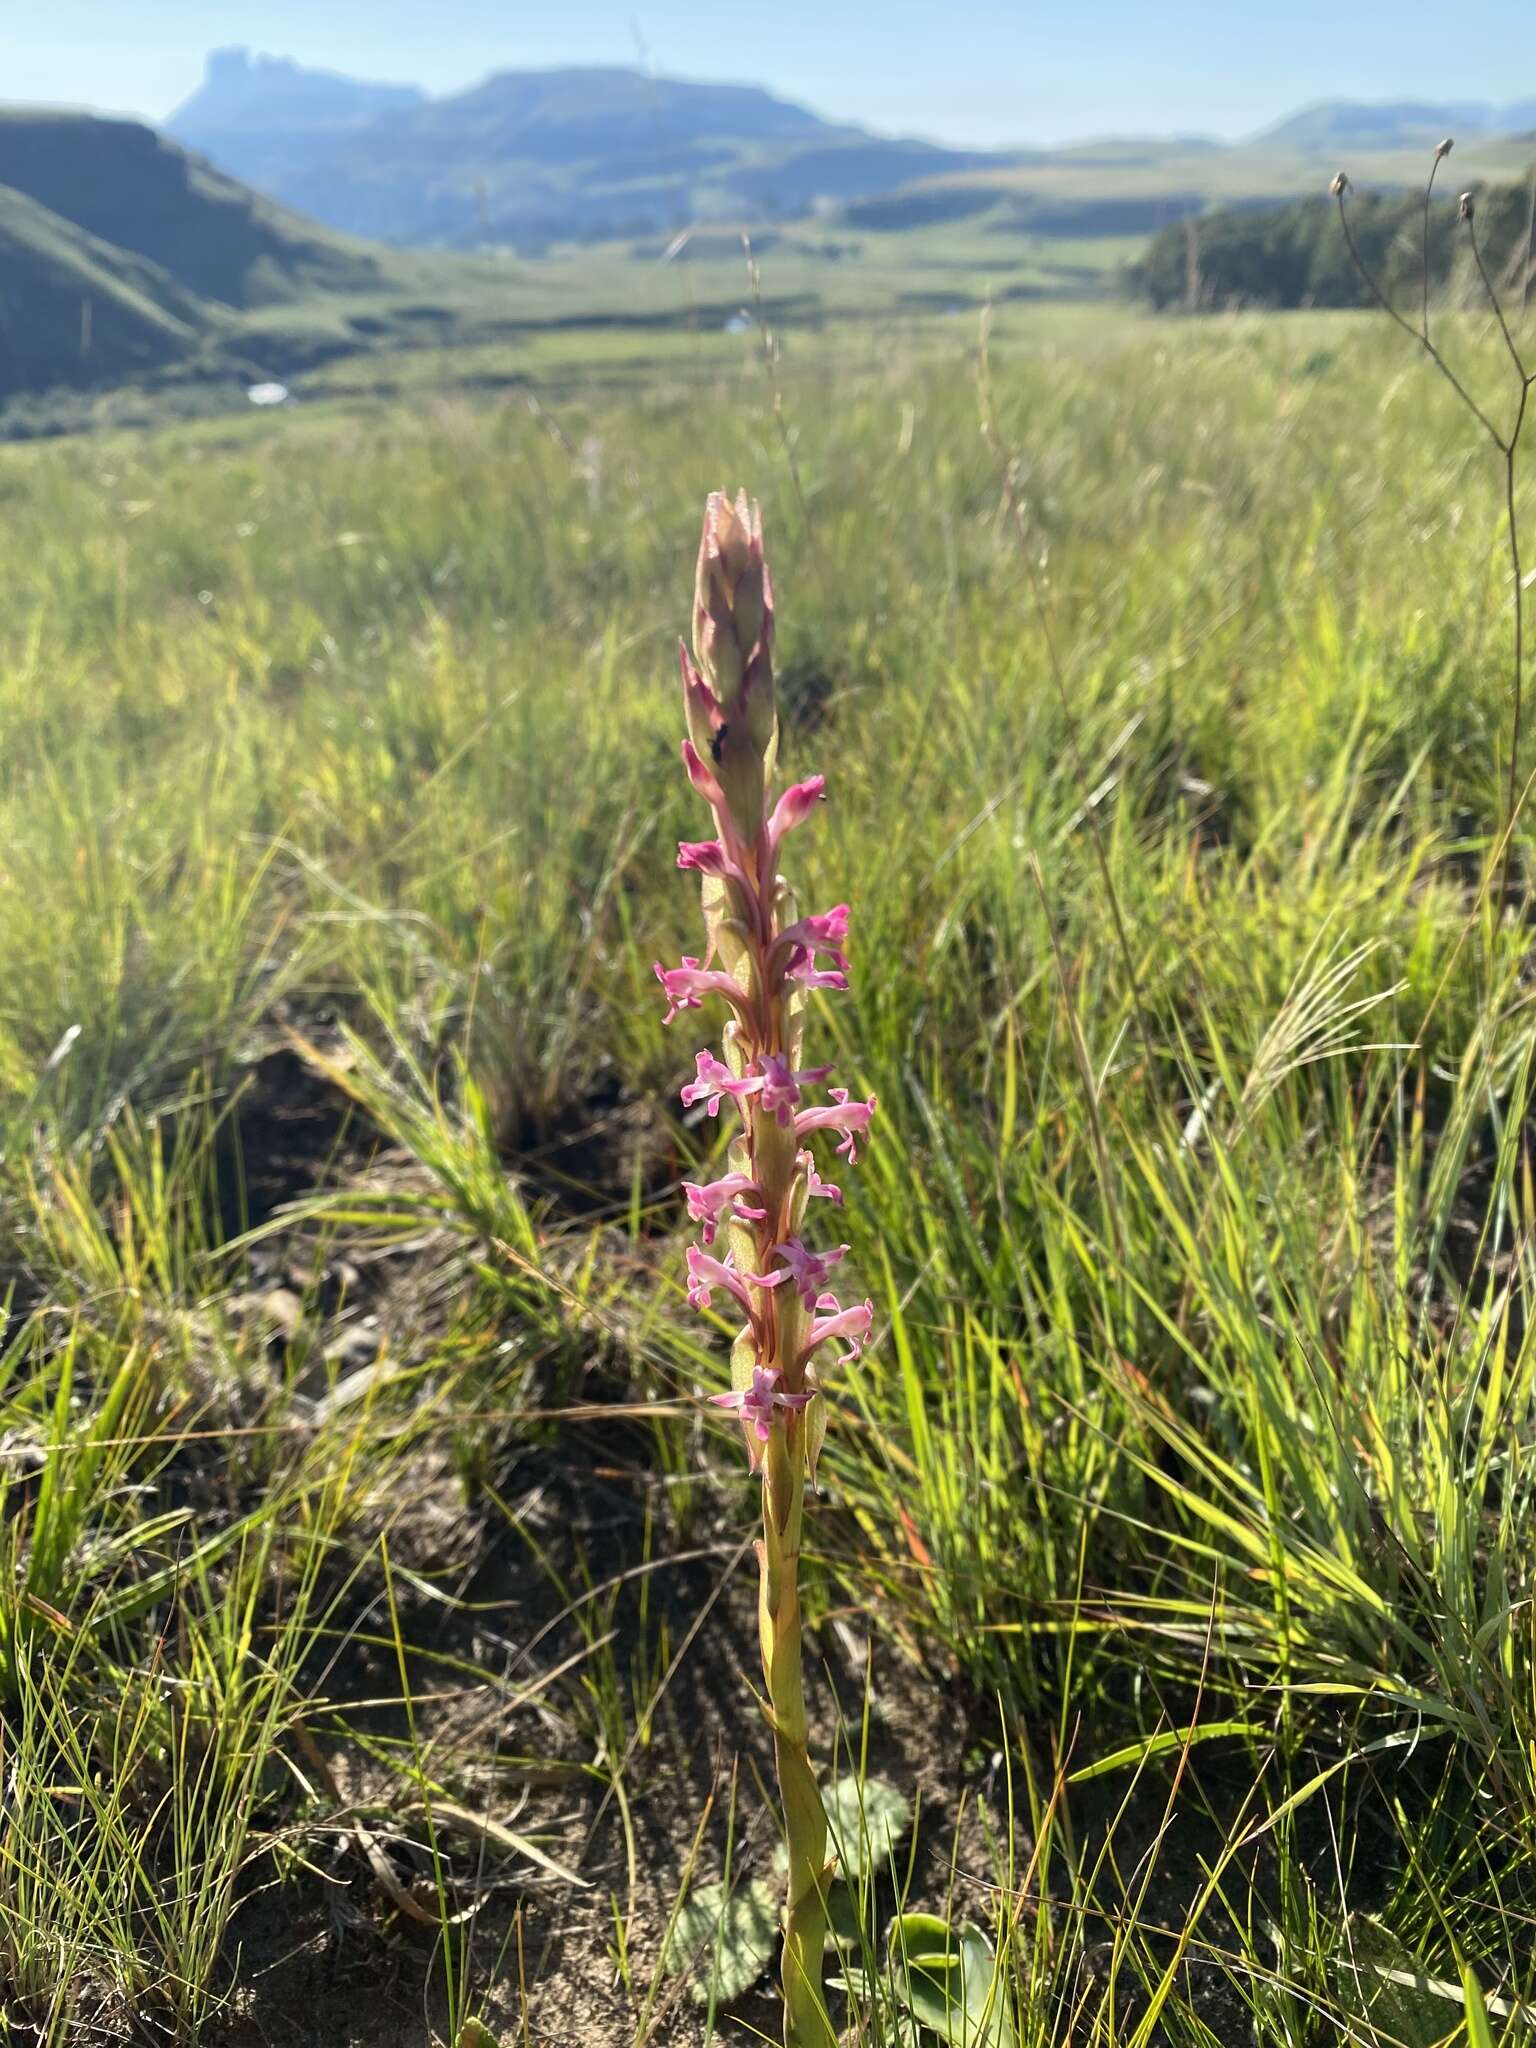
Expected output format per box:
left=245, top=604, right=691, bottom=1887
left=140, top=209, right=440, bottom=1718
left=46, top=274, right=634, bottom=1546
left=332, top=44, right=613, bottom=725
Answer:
left=11, top=0, right=1536, bottom=145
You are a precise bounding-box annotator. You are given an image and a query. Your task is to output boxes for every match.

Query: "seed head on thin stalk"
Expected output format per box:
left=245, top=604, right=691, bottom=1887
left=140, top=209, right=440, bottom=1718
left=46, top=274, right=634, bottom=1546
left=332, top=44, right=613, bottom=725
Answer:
left=658, top=490, right=876, bottom=2047
left=1423, top=138, right=1452, bottom=342
left=1334, top=150, right=1535, bottom=907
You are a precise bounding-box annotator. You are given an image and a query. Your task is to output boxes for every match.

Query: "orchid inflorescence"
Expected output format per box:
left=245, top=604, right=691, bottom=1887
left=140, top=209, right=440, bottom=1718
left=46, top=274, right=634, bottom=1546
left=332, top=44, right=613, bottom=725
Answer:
left=657, top=489, right=873, bottom=2046
left=657, top=492, right=874, bottom=1480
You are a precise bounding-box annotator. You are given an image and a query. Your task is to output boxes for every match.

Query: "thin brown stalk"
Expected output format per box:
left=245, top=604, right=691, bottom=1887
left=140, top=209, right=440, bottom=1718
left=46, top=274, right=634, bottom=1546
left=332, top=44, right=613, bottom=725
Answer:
left=741, top=235, right=826, bottom=598
left=1333, top=183, right=1505, bottom=448
left=1463, top=206, right=1534, bottom=905
left=1423, top=145, right=1446, bottom=342
left=1337, top=158, right=1533, bottom=907
left=977, top=311, right=1157, bottom=1085
left=1467, top=211, right=1530, bottom=384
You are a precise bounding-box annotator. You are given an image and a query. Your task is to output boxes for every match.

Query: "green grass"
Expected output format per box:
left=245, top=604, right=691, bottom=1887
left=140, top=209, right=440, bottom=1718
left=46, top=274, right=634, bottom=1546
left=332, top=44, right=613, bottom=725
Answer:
left=0, top=214, right=1136, bottom=441
left=0, top=294, right=1534, bottom=2041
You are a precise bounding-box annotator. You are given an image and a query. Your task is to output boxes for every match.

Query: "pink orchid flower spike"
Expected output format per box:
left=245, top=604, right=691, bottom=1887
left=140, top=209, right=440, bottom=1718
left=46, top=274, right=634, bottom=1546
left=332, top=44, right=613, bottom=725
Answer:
left=663, top=490, right=877, bottom=2046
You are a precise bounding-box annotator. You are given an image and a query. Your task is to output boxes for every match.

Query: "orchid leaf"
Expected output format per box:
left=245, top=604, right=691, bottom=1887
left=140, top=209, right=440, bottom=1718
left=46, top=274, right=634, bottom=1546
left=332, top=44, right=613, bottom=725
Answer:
left=663, top=1877, right=779, bottom=2006
left=889, top=1913, right=1017, bottom=2048
left=824, top=1775, right=912, bottom=1884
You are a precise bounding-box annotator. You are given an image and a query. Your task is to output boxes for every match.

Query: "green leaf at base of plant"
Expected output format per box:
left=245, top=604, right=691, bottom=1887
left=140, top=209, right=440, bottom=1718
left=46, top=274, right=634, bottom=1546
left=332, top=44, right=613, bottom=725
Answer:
left=823, top=1774, right=913, bottom=1884
left=890, top=1912, right=1018, bottom=2048
left=663, top=1877, right=780, bottom=2006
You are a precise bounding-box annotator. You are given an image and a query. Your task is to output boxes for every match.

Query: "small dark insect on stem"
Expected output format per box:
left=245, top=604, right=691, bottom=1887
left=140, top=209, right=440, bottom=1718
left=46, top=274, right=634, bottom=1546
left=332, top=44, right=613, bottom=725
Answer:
left=1335, top=157, right=1535, bottom=908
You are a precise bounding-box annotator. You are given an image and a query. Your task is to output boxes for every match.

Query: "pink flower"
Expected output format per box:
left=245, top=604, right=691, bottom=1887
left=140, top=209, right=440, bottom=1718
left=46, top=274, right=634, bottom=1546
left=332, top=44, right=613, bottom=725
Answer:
left=764, top=776, right=826, bottom=870
left=782, top=956, right=850, bottom=994
left=773, top=1234, right=849, bottom=1305
left=686, top=1244, right=787, bottom=1316
left=682, top=1172, right=766, bottom=1245
left=677, top=837, right=760, bottom=918
left=755, top=1052, right=834, bottom=1127
left=802, top=1292, right=874, bottom=1369
left=710, top=1363, right=811, bottom=1444
left=677, top=839, right=729, bottom=875
left=655, top=958, right=751, bottom=1027
left=779, top=905, right=850, bottom=963
left=772, top=905, right=851, bottom=995
left=770, top=909, right=856, bottom=995
left=800, top=1152, right=843, bottom=1206
left=794, top=1087, right=877, bottom=1163
left=680, top=1050, right=763, bottom=1117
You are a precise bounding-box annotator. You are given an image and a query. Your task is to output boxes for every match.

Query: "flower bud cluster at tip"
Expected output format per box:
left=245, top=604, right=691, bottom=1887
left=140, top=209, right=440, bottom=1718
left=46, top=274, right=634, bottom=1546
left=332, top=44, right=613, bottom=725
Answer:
left=693, top=489, right=773, bottom=709
left=660, top=491, right=875, bottom=1465
left=679, top=492, right=778, bottom=845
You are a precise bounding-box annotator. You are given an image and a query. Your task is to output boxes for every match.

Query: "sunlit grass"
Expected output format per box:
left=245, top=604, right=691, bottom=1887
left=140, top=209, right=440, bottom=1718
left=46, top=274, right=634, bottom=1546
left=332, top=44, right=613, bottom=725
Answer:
left=0, top=299, right=1532, bottom=2037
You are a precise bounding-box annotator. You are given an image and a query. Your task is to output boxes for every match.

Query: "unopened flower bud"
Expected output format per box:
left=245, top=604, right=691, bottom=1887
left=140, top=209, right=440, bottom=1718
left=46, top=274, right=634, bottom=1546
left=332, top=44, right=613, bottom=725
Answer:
left=681, top=491, right=779, bottom=841
left=693, top=490, right=775, bottom=747
left=1329, top=171, right=1349, bottom=198
left=1459, top=190, right=1475, bottom=222
left=1435, top=137, right=1454, bottom=160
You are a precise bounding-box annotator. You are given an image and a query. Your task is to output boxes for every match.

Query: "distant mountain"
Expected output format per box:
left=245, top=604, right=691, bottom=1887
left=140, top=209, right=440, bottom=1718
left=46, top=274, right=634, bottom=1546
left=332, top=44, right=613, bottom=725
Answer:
left=168, top=47, right=427, bottom=195
left=166, top=57, right=1005, bottom=249
left=1256, top=99, right=1536, bottom=152
left=162, top=54, right=1536, bottom=253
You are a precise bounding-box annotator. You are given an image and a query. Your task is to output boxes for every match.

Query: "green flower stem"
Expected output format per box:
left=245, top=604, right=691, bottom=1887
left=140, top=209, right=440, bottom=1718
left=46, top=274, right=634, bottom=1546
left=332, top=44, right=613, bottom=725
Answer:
left=753, top=1013, right=832, bottom=2042
left=760, top=1418, right=834, bottom=2048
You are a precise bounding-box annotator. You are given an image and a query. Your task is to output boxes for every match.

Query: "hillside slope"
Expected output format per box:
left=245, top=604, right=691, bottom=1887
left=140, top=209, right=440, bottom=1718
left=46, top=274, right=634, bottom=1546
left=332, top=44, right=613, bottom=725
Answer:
left=0, top=184, right=212, bottom=396
left=1133, top=174, right=1536, bottom=309
left=0, top=110, right=456, bottom=404
left=0, top=110, right=386, bottom=306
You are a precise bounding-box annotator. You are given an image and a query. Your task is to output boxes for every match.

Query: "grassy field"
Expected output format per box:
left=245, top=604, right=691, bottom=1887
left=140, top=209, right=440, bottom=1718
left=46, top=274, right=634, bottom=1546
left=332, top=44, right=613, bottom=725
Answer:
left=0, top=217, right=1136, bottom=442
left=11, top=116, right=1524, bottom=445
left=1, top=292, right=1535, bottom=2045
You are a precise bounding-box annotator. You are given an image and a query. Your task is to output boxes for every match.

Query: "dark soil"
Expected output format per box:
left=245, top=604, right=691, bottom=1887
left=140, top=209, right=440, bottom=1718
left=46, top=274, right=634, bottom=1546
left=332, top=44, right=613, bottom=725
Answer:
left=204, top=1414, right=967, bottom=2048
left=499, top=1063, right=673, bottom=1225
left=196, top=1380, right=1301, bottom=2048
left=155, top=1039, right=1348, bottom=2048
left=216, top=1037, right=374, bottom=1238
